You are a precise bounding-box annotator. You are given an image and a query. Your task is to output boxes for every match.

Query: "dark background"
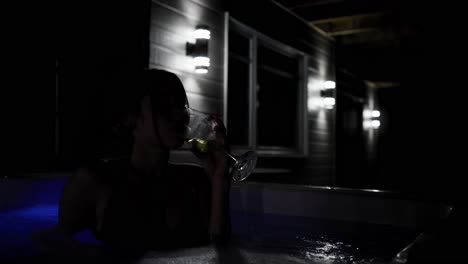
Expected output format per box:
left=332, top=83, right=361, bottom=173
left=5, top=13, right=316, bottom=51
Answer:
left=9, top=1, right=464, bottom=204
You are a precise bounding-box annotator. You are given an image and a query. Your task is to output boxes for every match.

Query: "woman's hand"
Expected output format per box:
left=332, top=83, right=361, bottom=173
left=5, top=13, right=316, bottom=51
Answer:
left=190, top=116, right=231, bottom=239
left=190, top=116, right=229, bottom=177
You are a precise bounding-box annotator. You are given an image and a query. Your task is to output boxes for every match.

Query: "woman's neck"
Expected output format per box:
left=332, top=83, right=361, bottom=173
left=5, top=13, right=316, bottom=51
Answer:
left=130, top=146, right=169, bottom=179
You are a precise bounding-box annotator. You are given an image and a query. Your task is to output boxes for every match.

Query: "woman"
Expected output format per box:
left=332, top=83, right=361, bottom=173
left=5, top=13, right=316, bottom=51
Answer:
left=58, top=69, right=230, bottom=251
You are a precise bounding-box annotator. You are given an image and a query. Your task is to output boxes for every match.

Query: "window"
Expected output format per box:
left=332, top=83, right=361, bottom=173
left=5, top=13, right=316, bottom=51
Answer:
left=227, top=18, right=308, bottom=156
left=227, top=29, right=250, bottom=146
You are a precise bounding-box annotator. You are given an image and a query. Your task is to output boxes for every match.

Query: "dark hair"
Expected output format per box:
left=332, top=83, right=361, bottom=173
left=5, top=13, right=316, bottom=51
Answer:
left=106, top=69, right=188, bottom=157
left=144, top=69, right=189, bottom=115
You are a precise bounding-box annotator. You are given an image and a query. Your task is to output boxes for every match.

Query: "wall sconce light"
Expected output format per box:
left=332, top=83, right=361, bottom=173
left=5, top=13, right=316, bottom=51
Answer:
left=321, top=80, right=336, bottom=109
left=371, top=110, right=380, bottom=118
left=323, top=80, right=336, bottom=89
left=363, top=109, right=381, bottom=129
left=363, top=109, right=380, bottom=119
left=363, top=120, right=380, bottom=129
left=323, top=97, right=335, bottom=109
left=187, top=25, right=210, bottom=74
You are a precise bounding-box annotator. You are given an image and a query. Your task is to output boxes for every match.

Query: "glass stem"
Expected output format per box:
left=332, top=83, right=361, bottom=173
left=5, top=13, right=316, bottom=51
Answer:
left=224, top=151, right=238, bottom=162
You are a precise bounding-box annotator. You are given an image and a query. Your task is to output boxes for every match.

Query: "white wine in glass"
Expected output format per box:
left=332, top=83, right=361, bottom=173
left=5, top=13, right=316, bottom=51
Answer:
left=185, top=108, right=257, bottom=181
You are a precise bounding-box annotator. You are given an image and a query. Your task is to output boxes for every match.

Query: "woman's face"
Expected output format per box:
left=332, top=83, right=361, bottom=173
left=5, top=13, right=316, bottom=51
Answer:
left=154, top=98, right=189, bottom=149
left=135, top=95, right=189, bottom=151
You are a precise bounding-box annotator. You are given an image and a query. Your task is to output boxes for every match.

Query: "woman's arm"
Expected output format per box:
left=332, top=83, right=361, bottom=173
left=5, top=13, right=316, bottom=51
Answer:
left=30, top=168, right=102, bottom=260
left=191, top=118, right=231, bottom=244
left=207, top=151, right=230, bottom=240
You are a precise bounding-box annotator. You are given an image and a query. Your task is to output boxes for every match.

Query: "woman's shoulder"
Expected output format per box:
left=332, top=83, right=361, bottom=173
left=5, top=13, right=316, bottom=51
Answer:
left=77, top=156, right=131, bottom=185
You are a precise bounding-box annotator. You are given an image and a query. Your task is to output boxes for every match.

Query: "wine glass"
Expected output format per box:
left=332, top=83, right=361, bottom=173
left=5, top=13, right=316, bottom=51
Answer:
left=185, top=108, right=257, bottom=181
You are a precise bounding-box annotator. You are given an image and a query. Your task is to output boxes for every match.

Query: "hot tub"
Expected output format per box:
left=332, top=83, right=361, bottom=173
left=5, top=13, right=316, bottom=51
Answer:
left=0, top=174, right=451, bottom=263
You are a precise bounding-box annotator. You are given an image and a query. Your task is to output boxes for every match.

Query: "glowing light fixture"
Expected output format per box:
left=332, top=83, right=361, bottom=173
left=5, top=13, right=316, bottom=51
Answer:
left=320, top=82, right=336, bottom=109
left=194, top=28, right=210, bottom=39
left=193, top=56, right=210, bottom=67
left=363, top=120, right=372, bottom=129
left=187, top=25, right=210, bottom=74
left=324, top=80, right=336, bottom=89
left=363, top=108, right=381, bottom=129
left=195, top=68, right=208, bottom=74
left=371, top=120, right=380, bottom=128
left=363, top=110, right=372, bottom=119
left=323, top=97, right=335, bottom=108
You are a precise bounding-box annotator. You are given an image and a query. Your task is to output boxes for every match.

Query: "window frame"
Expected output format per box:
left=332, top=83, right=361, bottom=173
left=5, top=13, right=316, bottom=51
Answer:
left=226, top=16, right=309, bottom=157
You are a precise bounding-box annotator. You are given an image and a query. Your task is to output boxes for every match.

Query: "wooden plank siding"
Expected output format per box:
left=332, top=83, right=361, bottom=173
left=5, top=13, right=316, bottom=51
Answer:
left=149, top=0, right=225, bottom=115
left=150, top=0, right=225, bottom=164
left=303, top=53, right=335, bottom=185
left=226, top=1, right=335, bottom=185
left=53, top=0, right=335, bottom=185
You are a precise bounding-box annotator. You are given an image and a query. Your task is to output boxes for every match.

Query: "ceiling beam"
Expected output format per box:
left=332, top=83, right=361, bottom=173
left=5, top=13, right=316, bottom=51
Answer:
left=311, top=12, right=384, bottom=25
left=310, top=12, right=386, bottom=37
left=328, top=28, right=378, bottom=36
left=290, top=0, right=393, bottom=21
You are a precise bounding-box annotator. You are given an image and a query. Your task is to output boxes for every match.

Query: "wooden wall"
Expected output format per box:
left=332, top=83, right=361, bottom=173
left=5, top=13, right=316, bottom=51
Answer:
left=149, top=0, right=226, bottom=164
left=149, top=0, right=226, bottom=115
left=25, top=0, right=336, bottom=186
left=227, top=0, right=335, bottom=185
left=335, top=69, right=368, bottom=188
left=305, top=63, right=336, bottom=186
